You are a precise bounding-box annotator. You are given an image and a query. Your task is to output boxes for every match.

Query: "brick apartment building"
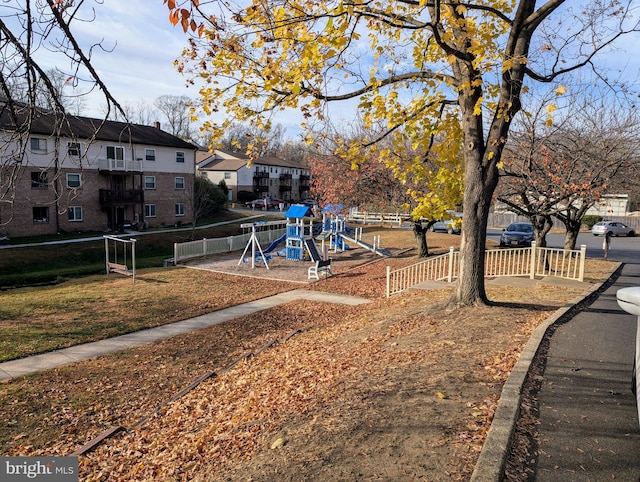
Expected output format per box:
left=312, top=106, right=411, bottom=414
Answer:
left=197, top=149, right=311, bottom=203
left=0, top=107, right=197, bottom=238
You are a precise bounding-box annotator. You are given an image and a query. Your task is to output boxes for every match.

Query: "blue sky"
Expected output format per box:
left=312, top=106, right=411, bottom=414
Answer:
left=40, top=1, right=640, bottom=137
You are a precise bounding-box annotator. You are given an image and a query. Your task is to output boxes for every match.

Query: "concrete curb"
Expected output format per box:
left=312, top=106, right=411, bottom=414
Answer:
left=470, top=264, right=621, bottom=481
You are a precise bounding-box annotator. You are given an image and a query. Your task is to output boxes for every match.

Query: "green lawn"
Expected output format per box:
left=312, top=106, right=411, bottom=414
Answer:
left=0, top=210, right=278, bottom=289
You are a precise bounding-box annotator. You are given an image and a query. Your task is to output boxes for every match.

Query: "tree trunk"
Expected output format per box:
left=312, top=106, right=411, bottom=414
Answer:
left=451, top=151, right=499, bottom=307
left=563, top=228, right=580, bottom=251
left=530, top=214, right=552, bottom=247
left=561, top=216, right=582, bottom=251
left=558, top=207, right=586, bottom=251
left=412, top=221, right=430, bottom=257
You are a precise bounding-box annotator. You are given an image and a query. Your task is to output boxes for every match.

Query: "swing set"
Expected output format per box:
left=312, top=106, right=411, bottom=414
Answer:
left=104, top=235, right=137, bottom=282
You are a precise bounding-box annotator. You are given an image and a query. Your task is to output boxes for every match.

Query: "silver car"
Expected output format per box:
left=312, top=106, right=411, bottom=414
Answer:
left=429, top=219, right=461, bottom=235
left=591, top=221, right=635, bottom=237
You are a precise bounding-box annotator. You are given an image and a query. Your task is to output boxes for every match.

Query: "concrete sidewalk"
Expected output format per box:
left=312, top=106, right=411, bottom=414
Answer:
left=0, top=289, right=370, bottom=380
left=472, top=264, right=640, bottom=480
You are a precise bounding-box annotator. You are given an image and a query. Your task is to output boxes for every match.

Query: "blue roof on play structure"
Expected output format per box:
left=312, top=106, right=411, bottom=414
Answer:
left=285, top=204, right=314, bottom=218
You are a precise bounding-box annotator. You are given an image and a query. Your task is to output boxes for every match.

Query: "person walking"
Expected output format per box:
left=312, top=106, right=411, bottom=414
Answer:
left=603, top=230, right=612, bottom=259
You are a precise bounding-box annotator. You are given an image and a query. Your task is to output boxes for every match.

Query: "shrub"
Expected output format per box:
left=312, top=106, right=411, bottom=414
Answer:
left=582, top=215, right=602, bottom=230
left=237, top=190, right=256, bottom=203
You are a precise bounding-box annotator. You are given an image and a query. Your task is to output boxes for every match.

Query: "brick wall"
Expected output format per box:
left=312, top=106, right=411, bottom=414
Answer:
left=0, top=168, right=194, bottom=237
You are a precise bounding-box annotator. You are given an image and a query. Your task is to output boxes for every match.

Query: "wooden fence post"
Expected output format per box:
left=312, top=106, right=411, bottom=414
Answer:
left=386, top=266, right=391, bottom=298
left=529, top=241, right=537, bottom=279
left=447, top=246, right=455, bottom=283
left=579, top=244, right=587, bottom=282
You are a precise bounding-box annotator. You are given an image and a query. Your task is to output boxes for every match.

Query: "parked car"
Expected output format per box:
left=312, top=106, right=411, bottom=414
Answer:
left=246, top=198, right=269, bottom=209
left=429, top=219, right=461, bottom=235
left=499, top=222, right=535, bottom=247
left=591, top=221, right=635, bottom=237
left=246, top=198, right=284, bottom=210
left=269, top=199, right=285, bottom=210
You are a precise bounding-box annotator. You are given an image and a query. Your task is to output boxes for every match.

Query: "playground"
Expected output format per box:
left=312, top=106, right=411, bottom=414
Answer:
left=186, top=204, right=394, bottom=283
left=186, top=242, right=387, bottom=283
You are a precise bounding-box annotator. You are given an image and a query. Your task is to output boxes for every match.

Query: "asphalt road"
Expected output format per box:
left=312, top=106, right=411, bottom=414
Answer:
left=486, top=228, right=640, bottom=263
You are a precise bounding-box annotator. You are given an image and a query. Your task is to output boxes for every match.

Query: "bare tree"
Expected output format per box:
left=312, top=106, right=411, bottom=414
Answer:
left=216, top=123, right=286, bottom=157
left=121, top=100, right=159, bottom=126
left=37, top=68, right=86, bottom=115
left=498, top=90, right=640, bottom=249
left=189, top=175, right=226, bottom=240
left=153, top=95, right=193, bottom=138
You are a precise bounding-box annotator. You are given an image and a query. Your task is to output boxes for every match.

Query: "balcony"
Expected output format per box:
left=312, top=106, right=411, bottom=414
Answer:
left=98, top=158, right=143, bottom=173
left=253, top=175, right=269, bottom=194
left=99, top=189, right=144, bottom=206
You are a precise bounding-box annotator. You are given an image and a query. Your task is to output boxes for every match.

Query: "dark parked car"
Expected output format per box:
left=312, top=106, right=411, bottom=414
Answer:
left=500, top=222, right=534, bottom=247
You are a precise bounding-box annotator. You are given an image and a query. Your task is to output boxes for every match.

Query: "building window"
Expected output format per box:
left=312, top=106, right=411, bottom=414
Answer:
left=31, top=171, right=48, bottom=189
left=106, top=146, right=125, bottom=160
left=224, top=172, right=231, bottom=180
left=30, top=138, right=47, bottom=153
left=144, top=176, right=156, bottom=189
left=176, top=151, right=185, bottom=163
left=33, top=206, right=49, bottom=223
left=145, top=148, right=156, bottom=161
left=68, top=206, right=83, bottom=222
left=67, top=142, right=81, bottom=157
left=144, top=204, right=157, bottom=218
left=66, top=173, right=82, bottom=188
left=175, top=177, right=185, bottom=189
left=175, top=203, right=185, bottom=216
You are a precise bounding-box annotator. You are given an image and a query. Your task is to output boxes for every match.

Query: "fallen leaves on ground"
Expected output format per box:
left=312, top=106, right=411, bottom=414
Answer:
left=0, top=231, right=611, bottom=481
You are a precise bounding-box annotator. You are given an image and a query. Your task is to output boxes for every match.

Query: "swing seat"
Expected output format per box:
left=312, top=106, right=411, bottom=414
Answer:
left=107, top=262, right=132, bottom=276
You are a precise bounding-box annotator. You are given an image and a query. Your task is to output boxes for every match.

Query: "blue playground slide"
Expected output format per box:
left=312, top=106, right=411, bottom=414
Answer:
left=263, top=234, right=287, bottom=254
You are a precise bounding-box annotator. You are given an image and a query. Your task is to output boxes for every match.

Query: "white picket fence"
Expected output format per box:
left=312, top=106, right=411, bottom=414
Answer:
left=386, top=243, right=587, bottom=297
left=347, top=211, right=411, bottom=227
left=173, top=228, right=286, bottom=264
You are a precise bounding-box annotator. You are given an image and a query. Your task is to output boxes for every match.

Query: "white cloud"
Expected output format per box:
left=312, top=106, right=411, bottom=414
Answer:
left=63, top=1, right=196, bottom=116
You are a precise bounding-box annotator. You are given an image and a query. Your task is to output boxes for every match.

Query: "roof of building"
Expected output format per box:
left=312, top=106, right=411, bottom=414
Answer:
left=0, top=103, right=197, bottom=150
left=199, top=156, right=250, bottom=171
left=255, top=156, right=309, bottom=169
left=198, top=150, right=309, bottom=172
